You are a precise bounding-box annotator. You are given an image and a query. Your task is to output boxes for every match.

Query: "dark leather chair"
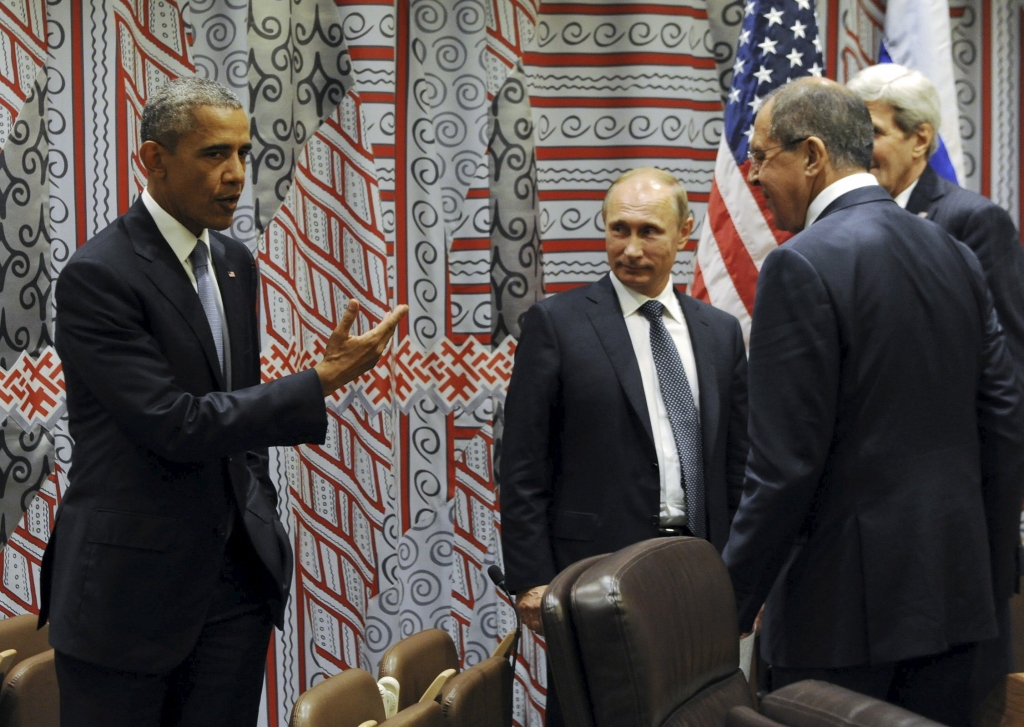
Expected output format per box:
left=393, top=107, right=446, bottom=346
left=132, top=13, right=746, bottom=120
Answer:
left=729, top=680, right=946, bottom=727
left=290, top=667, right=443, bottom=727
left=542, top=538, right=751, bottom=727
left=541, top=538, right=948, bottom=727
left=438, top=654, right=512, bottom=727
left=378, top=629, right=460, bottom=710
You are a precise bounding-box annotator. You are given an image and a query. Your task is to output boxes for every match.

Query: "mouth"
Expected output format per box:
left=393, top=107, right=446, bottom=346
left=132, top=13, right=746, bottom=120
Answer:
left=216, top=196, right=240, bottom=211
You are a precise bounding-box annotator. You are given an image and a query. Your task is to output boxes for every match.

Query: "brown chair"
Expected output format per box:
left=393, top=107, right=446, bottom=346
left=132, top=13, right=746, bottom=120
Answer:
left=438, top=654, right=512, bottom=727
left=542, top=538, right=751, bottom=727
left=541, top=538, right=948, bottom=727
left=0, top=615, right=50, bottom=687
left=378, top=629, right=460, bottom=710
left=737, top=680, right=947, bottom=727
left=290, top=667, right=444, bottom=727
left=0, top=649, right=59, bottom=727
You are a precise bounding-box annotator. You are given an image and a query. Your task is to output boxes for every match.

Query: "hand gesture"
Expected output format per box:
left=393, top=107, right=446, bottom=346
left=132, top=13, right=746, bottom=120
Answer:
left=314, top=300, right=408, bottom=396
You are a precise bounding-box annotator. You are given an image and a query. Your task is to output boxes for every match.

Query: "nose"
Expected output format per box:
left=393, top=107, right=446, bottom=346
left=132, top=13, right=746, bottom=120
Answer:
left=623, top=233, right=643, bottom=258
left=223, top=152, right=246, bottom=185
left=747, top=162, right=760, bottom=186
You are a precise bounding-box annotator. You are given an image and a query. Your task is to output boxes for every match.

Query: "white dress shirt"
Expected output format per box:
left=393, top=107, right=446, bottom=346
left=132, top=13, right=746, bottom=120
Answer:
left=893, top=176, right=920, bottom=209
left=804, top=172, right=879, bottom=228
left=141, top=189, right=232, bottom=386
left=609, top=272, right=700, bottom=518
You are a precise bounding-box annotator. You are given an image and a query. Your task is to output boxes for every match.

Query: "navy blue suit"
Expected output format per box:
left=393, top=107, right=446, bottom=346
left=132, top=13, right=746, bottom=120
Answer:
left=500, top=274, right=749, bottom=596
left=41, top=200, right=326, bottom=686
left=724, top=186, right=1024, bottom=687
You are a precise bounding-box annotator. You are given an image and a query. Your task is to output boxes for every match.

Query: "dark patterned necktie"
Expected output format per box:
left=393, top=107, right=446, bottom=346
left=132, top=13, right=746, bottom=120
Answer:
left=189, top=241, right=224, bottom=374
left=638, top=300, right=706, bottom=538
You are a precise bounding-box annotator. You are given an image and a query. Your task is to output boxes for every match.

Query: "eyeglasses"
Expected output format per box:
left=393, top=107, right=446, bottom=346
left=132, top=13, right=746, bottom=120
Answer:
left=746, top=137, right=809, bottom=171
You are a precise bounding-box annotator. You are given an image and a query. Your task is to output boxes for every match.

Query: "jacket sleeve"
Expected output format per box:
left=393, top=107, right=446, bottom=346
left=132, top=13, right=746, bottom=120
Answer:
left=722, top=247, right=840, bottom=632
left=54, top=254, right=327, bottom=463
left=725, top=316, right=749, bottom=525
left=956, top=242, right=1024, bottom=602
left=499, top=302, right=562, bottom=595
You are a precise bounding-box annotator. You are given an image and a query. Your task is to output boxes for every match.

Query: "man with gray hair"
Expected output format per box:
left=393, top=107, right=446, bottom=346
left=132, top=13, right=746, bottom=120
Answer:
left=849, top=59, right=1024, bottom=717
left=39, top=77, right=407, bottom=726
left=723, top=77, right=1024, bottom=726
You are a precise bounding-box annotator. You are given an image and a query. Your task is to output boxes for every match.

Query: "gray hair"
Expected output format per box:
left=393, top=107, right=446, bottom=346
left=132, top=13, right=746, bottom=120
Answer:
left=601, top=167, right=692, bottom=227
left=847, top=63, right=941, bottom=156
left=765, top=78, right=874, bottom=172
left=140, top=77, right=243, bottom=151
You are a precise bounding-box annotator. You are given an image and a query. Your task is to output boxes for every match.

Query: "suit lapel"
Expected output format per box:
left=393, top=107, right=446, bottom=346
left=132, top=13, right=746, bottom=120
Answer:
left=678, top=292, right=718, bottom=468
left=210, top=235, right=248, bottom=392
left=586, top=276, right=655, bottom=445
left=904, top=164, right=944, bottom=219
left=124, top=200, right=226, bottom=390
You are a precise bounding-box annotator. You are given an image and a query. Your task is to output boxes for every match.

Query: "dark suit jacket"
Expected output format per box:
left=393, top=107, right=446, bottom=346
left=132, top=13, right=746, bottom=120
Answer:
left=907, top=163, right=1024, bottom=368
left=723, top=186, right=1024, bottom=669
left=40, top=199, right=328, bottom=673
left=500, top=274, right=749, bottom=595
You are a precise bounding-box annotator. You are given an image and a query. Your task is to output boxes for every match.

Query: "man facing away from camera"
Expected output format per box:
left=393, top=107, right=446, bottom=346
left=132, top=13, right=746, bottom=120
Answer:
left=723, top=77, right=1024, bottom=727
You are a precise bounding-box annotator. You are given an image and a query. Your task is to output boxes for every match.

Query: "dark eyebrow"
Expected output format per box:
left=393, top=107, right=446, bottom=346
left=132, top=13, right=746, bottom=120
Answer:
left=198, top=143, right=252, bottom=154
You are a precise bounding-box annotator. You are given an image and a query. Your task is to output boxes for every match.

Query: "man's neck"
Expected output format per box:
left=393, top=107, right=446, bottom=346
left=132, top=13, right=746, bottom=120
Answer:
left=889, top=158, right=928, bottom=199
left=145, top=184, right=203, bottom=237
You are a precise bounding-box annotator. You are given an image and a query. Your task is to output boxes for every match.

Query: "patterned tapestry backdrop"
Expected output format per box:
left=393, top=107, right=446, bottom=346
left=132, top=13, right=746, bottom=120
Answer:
left=0, top=1, right=1019, bottom=725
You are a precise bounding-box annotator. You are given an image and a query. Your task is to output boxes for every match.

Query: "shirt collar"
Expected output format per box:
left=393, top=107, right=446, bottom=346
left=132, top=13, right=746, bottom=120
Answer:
left=608, top=272, right=685, bottom=324
left=892, top=175, right=920, bottom=209
left=804, top=172, right=879, bottom=228
left=142, top=189, right=210, bottom=264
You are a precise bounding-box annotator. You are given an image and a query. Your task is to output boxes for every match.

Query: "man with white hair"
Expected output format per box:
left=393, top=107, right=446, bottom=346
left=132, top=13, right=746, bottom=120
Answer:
left=848, top=63, right=1024, bottom=369
left=849, top=64, right=1024, bottom=709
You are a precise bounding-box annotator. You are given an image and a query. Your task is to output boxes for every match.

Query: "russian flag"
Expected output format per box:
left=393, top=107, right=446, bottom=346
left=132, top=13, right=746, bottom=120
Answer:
left=881, top=0, right=964, bottom=185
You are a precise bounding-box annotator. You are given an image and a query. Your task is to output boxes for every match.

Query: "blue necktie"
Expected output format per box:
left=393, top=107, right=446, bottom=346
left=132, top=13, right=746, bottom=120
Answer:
left=639, top=300, right=706, bottom=538
left=189, top=241, right=224, bottom=375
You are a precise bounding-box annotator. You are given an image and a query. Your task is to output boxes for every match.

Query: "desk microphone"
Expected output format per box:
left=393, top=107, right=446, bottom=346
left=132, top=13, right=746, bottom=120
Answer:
left=487, top=565, right=522, bottom=666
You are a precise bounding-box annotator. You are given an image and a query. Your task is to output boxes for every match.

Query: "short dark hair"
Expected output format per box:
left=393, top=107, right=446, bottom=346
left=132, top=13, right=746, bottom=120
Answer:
left=140, top=77, right=243, bottom=151
left=766, top=79, right=873, bottom=171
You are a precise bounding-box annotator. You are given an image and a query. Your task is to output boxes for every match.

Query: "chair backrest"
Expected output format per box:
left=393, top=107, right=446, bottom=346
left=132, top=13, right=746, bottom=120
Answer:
left=378, top=629, right=460, bottom=711
left=543, top=537, right=753, bottom=727
left=382, top=702, right=443, bottom=727
left=0, top=649, right=59, bottom=727
left=0, top=616, right=50, bottom=688
left=438, top=655, right=512, bottom=727
left=541, top=555, right=606, bottom=727
left=290, top=668, right=386, bottom=727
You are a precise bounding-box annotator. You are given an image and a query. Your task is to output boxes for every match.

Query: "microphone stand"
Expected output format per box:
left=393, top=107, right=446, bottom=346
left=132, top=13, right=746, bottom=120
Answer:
left=487, top=564, right=522, bottom=672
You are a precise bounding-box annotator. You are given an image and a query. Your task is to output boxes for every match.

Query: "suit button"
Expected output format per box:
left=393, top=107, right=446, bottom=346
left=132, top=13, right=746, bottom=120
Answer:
left=653, top=462, right=659, bottom=469
left=215, top=525, right=227, bottom=538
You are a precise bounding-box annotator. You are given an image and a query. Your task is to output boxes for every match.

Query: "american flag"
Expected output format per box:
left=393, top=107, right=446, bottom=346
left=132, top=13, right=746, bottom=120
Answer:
left=691, top=0, right=824, bottom=338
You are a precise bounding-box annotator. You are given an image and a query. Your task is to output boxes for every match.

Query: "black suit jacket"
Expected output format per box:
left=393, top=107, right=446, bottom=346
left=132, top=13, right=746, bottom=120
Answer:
left=40, top=199, right=328, bottom=673
left=723, top=186, right=1024, bottom=669
left=500, top=274, right=749, bottom=595
left=907, top=164, right=1024, bottom=368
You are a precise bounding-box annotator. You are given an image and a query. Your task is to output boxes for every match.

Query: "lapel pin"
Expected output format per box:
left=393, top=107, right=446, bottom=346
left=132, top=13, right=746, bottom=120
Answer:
left=917, top=212, right=928, bottom=218
left=228, top=270, right=236, bottom=277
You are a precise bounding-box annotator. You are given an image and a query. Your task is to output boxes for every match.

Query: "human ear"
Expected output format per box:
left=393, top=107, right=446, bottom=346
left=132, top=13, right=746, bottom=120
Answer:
left=912, top=123, right=934, bottom=161
left=139, top=140, right=165, bottom=178
left=804, top=137, right=827, bottom=177
left=677, top=215, right=695, bottom=250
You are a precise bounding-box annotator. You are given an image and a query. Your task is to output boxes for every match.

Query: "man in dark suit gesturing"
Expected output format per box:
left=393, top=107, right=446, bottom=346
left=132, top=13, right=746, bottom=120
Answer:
left=500, top=168, right=749, bottom=725
left=723, top=78, right=1024, bottom=727
left=41, top=78, right=406, bottom=727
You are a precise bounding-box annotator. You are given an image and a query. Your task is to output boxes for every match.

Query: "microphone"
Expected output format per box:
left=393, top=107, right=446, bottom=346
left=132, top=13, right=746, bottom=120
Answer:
left=487, top=565, right=522, bottom=666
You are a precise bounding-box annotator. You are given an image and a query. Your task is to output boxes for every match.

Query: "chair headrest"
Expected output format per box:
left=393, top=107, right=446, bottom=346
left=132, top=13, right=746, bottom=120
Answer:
left=290, top=668, right=385, bottom=727
left=569, top=538, right=741, bottom=726
left=439, top=655, right=512, bottom=727
left=762, top=680, right=949, bottom=727
left=0, top=648, right=59, bottom=727
left=378, top=629, right=460, bottom=711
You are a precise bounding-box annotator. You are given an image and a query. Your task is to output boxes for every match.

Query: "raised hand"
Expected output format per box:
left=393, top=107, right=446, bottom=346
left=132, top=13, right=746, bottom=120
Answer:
left=314, top=299, right=409, bottom=396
